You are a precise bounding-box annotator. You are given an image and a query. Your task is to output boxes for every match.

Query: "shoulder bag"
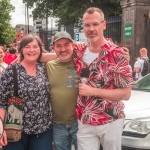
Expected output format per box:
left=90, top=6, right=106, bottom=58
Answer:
left=4, top=65, right=23, bottom=142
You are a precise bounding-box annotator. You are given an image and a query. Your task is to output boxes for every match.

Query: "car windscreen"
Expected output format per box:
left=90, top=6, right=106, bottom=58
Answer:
left=132, top=74, right=150, bottom=91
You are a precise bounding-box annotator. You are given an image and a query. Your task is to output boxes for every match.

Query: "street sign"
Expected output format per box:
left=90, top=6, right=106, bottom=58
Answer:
left=74, top=33, right=88, bottom=42
left=124, top=24, right=132, bottom=39
left=75, top=34, right=79, bottom=41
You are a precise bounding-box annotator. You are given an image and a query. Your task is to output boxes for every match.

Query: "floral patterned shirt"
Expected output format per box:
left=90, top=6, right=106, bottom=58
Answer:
left=0, top=63, right=52, bottom=134
left=73, top=40, right=133, bottom=125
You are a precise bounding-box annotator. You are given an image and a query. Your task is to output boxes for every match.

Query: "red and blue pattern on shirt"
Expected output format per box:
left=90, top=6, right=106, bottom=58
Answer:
left=73, top=40, right=133, bottom=125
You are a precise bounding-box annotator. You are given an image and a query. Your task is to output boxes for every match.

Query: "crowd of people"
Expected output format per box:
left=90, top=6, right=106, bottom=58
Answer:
left=0, top=6, right=149, bottom=150
left=0, top=45, right=18, bottom=76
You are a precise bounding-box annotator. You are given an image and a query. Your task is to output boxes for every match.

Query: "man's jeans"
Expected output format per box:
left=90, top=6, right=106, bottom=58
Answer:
left=53, top=121, right=78, bottom=150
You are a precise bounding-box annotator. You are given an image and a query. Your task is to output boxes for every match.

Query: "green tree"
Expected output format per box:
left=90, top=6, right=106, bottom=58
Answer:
left=23, top=0, right=121, bottom=37
left=0, top=0, right=16, bottom=46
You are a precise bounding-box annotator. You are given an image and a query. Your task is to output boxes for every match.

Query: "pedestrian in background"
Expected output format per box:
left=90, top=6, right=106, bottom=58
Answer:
left=0, top=34, right=53, bottom=150
left=3, top=46, right=17, bottom=65
left=20, top=28, right=24, bottom=39
left=133, top=48, right=149, bottom=80
left=73, top=7, right=133, bottom=150
left=0, top=46, right=8, bottom=76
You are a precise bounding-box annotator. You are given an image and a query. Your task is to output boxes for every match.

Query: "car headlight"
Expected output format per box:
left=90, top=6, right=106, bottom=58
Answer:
left=123, top=116, right=150, bottom=138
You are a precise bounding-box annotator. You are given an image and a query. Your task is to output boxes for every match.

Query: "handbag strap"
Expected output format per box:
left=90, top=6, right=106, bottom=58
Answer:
left=0, top=64, right=5, bottom=70
left=12, top=65, right=28, bottom=150
left=12, top=65, right=18, bottom=97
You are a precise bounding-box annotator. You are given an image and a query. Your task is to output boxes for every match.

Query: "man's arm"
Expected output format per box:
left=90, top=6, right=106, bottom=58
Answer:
left=73, top=44, right=130, bottom=62
left=40, top=53, right=57, bottom=62
left=40, top=41, right=86, bottom=63
left=11, top=53, right=57, bottom=64
left=134, top=67, right=141, bottom=73
left=79, top=84, right=131, bottom=101
left=73, top=41, right=86, bottom=50
left=122, top=47, right=130, bottom=63
left=0, top=108, right=7, bottom=146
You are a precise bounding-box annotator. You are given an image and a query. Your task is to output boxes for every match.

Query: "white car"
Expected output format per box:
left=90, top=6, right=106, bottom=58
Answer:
left=122, top=74, right=150, bottom=149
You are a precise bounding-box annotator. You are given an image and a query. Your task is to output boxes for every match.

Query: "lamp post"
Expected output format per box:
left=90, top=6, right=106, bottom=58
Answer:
left=26, top=3, right=29, bottom=34
left=23, top=1, right=29, bottom=34
left=51, top=17, right=53, bottom=34
left=25, top=3, right=27, bottom=33
left=23, top=2, right=29, bottom=34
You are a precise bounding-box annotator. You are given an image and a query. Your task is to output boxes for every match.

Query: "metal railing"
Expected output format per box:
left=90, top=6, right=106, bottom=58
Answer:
left=104, top=15, right=121, bottom=45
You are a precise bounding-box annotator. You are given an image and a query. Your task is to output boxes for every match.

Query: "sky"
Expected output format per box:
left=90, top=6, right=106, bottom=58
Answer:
left=10, top=0, right=33, bottom=27
left=10, top=0, right=57, bottom=29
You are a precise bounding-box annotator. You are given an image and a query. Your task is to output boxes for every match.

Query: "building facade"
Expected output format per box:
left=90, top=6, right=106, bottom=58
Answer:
left=33, top=18, right=47, bottom=35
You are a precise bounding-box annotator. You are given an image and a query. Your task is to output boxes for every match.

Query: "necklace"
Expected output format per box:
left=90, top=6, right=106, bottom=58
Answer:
left=29, top=67, right=36, bottom=70
left=27, top=65, right=36, bottom=70
left=21, top=62, right=36, bottom=71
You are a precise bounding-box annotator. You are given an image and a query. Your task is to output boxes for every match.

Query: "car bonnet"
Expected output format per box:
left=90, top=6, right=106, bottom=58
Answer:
left=124, top=90, right=150, bottom=119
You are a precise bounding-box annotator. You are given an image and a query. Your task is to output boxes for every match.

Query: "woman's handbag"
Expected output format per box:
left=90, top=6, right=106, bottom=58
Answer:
left=4, top=65, right=23, bottom=142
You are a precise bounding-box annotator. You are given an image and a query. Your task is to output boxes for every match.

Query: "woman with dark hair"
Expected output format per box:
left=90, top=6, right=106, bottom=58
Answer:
left=0, top=34, right=53, bottom=150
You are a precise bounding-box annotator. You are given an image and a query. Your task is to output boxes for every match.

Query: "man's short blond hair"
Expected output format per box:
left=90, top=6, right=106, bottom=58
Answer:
left=140, top=48, right=147, bottom=55
left=83, top=7, right=105, bottom=21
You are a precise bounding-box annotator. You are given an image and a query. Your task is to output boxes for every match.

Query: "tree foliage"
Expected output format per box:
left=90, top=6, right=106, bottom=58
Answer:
left=0, top=0, right=16, bottom=46
left=22, top=0, right=121, bottom=26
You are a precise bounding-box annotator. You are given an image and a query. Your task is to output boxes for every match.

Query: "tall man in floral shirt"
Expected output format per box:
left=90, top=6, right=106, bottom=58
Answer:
left=72, top=7, right=133, bottom=150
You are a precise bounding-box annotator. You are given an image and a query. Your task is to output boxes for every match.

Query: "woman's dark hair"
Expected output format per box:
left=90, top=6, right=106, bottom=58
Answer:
left=18, top=34, right=43, bottom=62
left=9, top=48, right=16, bottom=54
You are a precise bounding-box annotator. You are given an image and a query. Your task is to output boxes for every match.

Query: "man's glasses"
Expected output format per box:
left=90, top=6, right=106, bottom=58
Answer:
left=83, top=20, right=105, bottom=29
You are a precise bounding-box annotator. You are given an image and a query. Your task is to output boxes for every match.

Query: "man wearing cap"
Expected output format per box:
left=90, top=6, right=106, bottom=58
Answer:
left=41, top=30, right=130, bottom=150
left=46, top=31, right=78, bottom=150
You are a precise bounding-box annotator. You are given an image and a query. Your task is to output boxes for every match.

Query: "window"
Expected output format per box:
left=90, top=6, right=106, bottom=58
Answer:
left=36, top=26, right=42, bottom=29
left=16, top=25, right=20, bottom=28
left=36, top=22, right=42, bottom=24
